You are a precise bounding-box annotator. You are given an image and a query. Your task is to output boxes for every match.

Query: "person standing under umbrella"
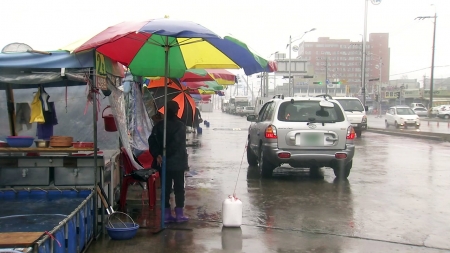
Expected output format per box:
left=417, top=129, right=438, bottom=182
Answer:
left=148, top=101, right=189, bottom=223
left=193, top=107, right=203, bottom=133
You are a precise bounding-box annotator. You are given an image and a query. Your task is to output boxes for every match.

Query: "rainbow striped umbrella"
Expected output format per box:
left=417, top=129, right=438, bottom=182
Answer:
left=72, top=18, right=276, bottom=77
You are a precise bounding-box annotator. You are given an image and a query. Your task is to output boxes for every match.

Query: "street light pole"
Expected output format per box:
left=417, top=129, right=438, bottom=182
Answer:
left=288, top=28, right=316, bottom=97
left=288, top=35, right=292, bottom=97
left=362, top=0, right=381, bottom=106
left=362, top=0, right=368, bottom=107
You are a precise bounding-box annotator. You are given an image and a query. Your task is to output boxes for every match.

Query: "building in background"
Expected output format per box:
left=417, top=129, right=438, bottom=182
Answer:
left=293, top=33, right=390, bottom=98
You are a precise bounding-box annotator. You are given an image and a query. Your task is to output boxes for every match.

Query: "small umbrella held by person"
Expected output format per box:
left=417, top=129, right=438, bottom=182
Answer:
left=148, top=101, right=189, bottom=223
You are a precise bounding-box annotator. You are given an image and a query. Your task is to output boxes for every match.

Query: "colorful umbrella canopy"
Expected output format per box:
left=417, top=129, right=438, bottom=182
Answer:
left=188, top=88, right=216, bottom=95
left=182, top=69, right=236, bottom=85
left=180, top=69, right=216, bottom=82
left=144, top=77, right=196, bottom=126
left=204, top=69, right=236, bottom=85
left=182, top=80, right=223, bottom=91
left=191, top=94, right=211, bottom=101
left=182, top=81, right=207, bottom=89
left=72, top=19, right=276, bottom=77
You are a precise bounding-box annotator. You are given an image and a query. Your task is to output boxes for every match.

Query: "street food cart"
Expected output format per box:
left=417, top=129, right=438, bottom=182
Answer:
left=0, top=50, right=123, bottom=253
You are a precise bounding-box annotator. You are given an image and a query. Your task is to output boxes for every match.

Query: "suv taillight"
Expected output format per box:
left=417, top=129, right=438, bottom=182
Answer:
left=265, top=125, right=278, bottom=139
left=346, top=126, right=356, bottom=140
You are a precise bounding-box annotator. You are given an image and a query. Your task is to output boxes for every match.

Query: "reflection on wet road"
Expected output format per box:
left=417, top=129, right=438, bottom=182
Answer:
left=87, top=111, right=450, bottom=253
left=187, top=112, right=450, bottom=252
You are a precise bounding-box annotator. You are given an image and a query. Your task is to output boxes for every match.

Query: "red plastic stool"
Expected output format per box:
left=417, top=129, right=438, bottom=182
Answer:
left=119, top=148, right=159, bottom=211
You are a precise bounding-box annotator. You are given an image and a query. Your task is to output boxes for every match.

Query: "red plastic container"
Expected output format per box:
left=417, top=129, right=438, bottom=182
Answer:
left=72, top=142, right=94, bottom=148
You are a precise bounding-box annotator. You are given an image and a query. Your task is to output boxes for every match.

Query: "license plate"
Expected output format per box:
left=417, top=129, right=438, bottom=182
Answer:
left=352, top=123, right=358, bottom=127
left=300, top=133, right=323, bottom=146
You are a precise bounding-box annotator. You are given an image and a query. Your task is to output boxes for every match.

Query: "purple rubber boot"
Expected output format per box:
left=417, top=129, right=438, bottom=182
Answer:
left=175, top=207, right=189, bottom=223
left=164, top=208, right=176, bottom=223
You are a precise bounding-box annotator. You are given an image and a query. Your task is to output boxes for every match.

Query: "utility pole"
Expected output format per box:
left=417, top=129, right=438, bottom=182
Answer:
left=430, top=14, right=437, bottom=112
left=325, top=56, right=328, bottom=95
left=415, top=13, right=437, bottom=116
left=378, top=57, right=382, bottom=118
left=362, top=0, right=368, bottom=107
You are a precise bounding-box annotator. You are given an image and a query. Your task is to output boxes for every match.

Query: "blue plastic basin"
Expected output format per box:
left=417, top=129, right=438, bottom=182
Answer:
left=6, top=136, right=34, bottom=147
left=106, top=223, right=139, bottom=240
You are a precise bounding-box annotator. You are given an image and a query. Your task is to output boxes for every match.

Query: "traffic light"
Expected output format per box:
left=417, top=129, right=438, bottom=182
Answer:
left=395, top=92, right=400, bottom=99
left=375, top=94, right=379, bottom=102
left=313, top=81, right=322, bottom=85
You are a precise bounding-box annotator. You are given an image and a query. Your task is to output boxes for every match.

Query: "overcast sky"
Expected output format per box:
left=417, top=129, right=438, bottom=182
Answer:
left=1, top=0, right=449, bottom=84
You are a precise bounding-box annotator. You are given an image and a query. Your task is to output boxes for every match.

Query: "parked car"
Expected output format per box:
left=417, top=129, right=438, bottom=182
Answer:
left=241, top=106, right=255, bottom=116
left=385, top=106, right=420, bottom=129
left=431, top=105, right=445, bottom=116
left=334, top=97, right=367, bottom=138
left=413, top=107, right=428, bottom=117
left=436, top=105, right=450, bottom=119
left=410, top=103, right=426, bottom=109
left=246, top=95, right=356, bottom=179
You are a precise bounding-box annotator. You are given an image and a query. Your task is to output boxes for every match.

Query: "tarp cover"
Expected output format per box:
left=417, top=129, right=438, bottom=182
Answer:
left=0, top=50, right=94, bottom=89
left=0, top=50, right=93, bottom=69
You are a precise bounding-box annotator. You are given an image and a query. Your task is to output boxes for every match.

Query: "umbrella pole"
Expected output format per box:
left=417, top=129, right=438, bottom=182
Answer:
left=160, top=37, right=170, bottom=231
left=154, top=37, right=193, bottom=234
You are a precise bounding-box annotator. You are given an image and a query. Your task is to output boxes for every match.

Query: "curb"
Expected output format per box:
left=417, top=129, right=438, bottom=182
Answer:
left=366, top=128, right=449, bottom=142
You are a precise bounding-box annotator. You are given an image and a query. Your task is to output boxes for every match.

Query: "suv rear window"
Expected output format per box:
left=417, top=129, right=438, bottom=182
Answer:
left=277, top=101, right=345, bottom=122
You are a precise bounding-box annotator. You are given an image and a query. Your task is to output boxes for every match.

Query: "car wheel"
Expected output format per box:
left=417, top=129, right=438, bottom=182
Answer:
left=394, top=121, right=399, bottom=129
left=333, top=160, right=352, bottom=179
left=246, top=143, right=258, bottom=166
left=355, top=130, right=362, bottom=138
left=445, top=115, right=450, bottom=119
left=259, top=148, right=274, bottom=178
left=385, top=120, right=389, bottom=128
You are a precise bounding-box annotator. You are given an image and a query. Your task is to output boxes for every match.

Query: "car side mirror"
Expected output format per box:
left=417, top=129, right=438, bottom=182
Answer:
left=365, top=106, right=369, bottom=111
left=247, top=115, right=257, bottom=122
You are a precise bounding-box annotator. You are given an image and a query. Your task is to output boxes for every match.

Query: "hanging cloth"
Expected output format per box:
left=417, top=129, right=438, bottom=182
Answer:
left=39, top=86, right=50, bottom=111
left=30, top=88, right=45, bottom=123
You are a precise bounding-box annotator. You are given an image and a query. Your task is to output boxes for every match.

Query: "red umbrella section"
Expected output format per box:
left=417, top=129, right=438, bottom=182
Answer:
left=180, top=69, right=216, bottom=82
left=204, top=69, right=236, bottom=85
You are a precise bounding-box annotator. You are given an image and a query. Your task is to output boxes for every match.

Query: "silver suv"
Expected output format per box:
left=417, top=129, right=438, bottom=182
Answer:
left=246, top=95, right=356, bottom=178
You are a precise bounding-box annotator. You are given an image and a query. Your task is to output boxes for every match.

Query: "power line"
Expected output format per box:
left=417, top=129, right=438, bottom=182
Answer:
left=390, top=65, right=450, bottom=77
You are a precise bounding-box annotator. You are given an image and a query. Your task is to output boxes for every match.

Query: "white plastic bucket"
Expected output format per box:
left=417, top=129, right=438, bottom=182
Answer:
left=222, top=196, right=242, bottom=227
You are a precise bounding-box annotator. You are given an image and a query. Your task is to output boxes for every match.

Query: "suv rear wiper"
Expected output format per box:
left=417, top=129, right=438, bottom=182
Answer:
left=317, top=120, right=336, bottom=126
left=307, top=118, right=336, bottom=126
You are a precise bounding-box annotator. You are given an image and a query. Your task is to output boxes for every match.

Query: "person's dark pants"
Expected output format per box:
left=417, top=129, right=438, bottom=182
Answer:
left=164, top=170, right=185, bottom=208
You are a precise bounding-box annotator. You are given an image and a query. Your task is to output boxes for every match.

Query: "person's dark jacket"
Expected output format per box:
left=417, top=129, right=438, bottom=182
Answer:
left=148, top=116, right=188, bottom=171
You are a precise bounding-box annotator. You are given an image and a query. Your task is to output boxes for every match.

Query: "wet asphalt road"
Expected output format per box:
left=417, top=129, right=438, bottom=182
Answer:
left=87, top=110, right=450, bottom=253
